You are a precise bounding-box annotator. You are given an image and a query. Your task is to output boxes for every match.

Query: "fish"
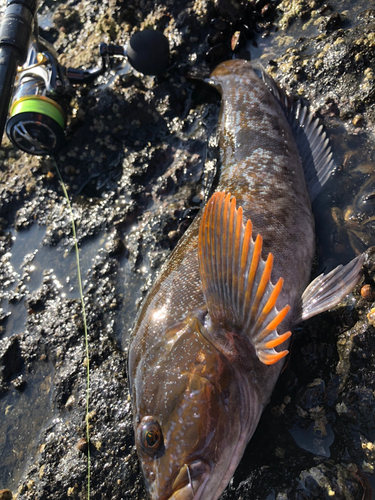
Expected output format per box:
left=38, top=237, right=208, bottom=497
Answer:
left=128, top=59, right=364, bottom=500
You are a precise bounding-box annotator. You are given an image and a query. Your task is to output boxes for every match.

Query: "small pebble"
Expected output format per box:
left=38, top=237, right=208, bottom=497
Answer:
left=191, top=194, right=203, bottom=204
left=367, top=307, right=375, bottom=326
left=105, top=238, right=127, bottom=257
left=353, top=114, right=363, bottom=126
left=76, top=438, right=88, bottom=453
left=361, top=284, right=375, bottom=302
left=0, top=490, right=12, bottom=500
left=168, top=230, right=179, bottom=241
left=11, top=375, right=26, bottom=392
left=65, top=395, right=76, bottom=409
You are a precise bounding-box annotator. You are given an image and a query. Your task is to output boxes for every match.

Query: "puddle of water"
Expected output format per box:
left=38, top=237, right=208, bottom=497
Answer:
left=2, top=304, right=28, bottom=343
left=313, top=133, right=375, bottom=272
left=1, top=225, right=110, bottom=339
left=0, top=362, right=54, bottom=491
left=10, top=226, right=109, bottom=296
left=9, top=224, right=46, bottom=287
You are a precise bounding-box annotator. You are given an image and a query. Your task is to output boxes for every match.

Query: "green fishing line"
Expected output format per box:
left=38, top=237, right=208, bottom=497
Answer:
left=52, top=158, right=91, bottom=498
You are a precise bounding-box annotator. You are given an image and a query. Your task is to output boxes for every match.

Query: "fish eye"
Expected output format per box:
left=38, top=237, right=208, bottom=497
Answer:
left=138, top=417, right=164, bottom=456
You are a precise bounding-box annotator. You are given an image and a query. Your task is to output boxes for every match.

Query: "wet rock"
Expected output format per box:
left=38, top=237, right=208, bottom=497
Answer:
left=278, top=0, right=325, bottom=29
left=318, top=12, right=342, bottom=32
left=268, top=12, right=375, bottom=134
left=0, top=336, right=24, bottom=396
left=105, top=237, right=128, bottom=258
left=11, top=374, right=27, bottom=392
left=0, top=0, right=374, bottom=498
left=52, top=5, right=82, bottom=33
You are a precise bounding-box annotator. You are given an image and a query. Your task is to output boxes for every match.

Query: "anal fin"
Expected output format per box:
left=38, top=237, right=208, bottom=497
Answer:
left=299, top=254, right=364, bottom=322
left=198, top=192, right=291, bottom=366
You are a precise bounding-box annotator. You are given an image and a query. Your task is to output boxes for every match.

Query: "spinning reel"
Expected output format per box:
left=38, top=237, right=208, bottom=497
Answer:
left=0, top=0, right=170, bottom=155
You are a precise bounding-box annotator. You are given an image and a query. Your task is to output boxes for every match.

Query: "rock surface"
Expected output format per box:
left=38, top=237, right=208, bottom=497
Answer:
left=0, top=0, right=374, bottom=499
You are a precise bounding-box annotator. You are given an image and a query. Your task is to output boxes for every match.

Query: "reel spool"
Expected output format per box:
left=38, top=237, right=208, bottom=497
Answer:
left=7, top=92, right=65, bottom=156
left=6, top=45, right=68, bottom=155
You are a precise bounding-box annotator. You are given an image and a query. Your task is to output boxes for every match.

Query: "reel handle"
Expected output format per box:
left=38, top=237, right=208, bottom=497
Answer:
left=0, top=0, right=38, bottom=144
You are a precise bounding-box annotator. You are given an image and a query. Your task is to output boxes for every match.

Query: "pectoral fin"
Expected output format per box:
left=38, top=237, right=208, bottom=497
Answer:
left=298, top=254, right=364, bottom=322
left=198, top=192, right=291, bottom=365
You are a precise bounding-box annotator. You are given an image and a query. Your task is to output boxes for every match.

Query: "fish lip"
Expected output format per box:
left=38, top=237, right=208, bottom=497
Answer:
left=168, top=459, right=210, bottom=500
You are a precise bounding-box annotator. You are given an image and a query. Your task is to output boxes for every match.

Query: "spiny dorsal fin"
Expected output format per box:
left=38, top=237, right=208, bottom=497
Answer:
left=261, top=67, right=334, bottom=202
left=198, top=192, right=291, bottom=365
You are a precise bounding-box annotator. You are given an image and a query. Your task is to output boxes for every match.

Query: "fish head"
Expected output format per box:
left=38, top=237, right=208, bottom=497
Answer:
left=131, top=321, right=255, bottom=500
left=206, top=59, right=254, bottom=94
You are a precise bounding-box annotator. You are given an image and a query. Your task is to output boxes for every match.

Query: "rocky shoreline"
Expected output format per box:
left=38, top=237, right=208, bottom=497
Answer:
left=0, top=0, right=374, bottom=498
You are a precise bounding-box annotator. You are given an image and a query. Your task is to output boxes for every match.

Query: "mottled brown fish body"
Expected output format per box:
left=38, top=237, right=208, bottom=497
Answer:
left=129, top=60, right=319, bottom=500
left=212, top=61, right=315, bottom=316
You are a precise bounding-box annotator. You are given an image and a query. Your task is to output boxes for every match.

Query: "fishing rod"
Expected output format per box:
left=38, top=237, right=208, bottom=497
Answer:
left=0, top=0, right=170, bottom=156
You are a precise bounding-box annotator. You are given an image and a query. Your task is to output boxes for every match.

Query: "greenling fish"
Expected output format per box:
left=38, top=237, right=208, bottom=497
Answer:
left=128, top=59, right=364, bottom=500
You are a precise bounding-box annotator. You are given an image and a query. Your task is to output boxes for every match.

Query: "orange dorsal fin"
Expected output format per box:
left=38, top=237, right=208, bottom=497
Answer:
left=198, top=192, right=291, bottom=365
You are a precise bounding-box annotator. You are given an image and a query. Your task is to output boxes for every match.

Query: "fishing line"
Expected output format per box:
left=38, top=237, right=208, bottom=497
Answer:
left=52, top=157, right=91, bottom=498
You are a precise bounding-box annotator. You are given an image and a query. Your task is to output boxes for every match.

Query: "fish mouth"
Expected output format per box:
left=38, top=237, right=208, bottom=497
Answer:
left=168, top=459, right=210, bottom=500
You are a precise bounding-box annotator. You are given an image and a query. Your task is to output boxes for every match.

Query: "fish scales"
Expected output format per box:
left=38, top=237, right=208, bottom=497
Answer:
left=213, top=62, right=314, bottom=314
left=128, top=60, right=364, bottom=500
left=129, top=60, right=312, bottom=499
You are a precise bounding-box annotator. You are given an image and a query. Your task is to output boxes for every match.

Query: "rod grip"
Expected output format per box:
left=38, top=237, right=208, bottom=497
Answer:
left=0, top=48, right=18, bottom=143
left=0, top=0, right=38, bottom=144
